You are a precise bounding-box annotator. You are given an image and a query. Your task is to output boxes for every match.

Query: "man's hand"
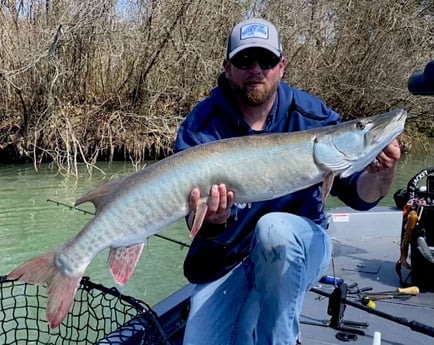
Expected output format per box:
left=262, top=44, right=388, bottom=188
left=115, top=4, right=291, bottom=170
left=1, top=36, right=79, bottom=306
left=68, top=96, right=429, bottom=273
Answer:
left=358, top=138, right=401, bottom=203
left=189, top=184, right=235, bottom=226
left=366, top=138, right=401, bottom=174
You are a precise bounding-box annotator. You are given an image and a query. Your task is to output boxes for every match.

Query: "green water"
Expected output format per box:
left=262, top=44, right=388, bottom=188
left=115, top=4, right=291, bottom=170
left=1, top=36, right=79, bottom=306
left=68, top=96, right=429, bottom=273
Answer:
left=0, top=162, right=190, bottom=306
left=0, top=146, right=433, bottom=306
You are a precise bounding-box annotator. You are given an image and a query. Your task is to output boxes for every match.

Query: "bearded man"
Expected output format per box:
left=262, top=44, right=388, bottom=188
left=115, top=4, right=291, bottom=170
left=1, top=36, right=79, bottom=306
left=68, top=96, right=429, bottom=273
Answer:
left=175, top=18, right=400, bottom=345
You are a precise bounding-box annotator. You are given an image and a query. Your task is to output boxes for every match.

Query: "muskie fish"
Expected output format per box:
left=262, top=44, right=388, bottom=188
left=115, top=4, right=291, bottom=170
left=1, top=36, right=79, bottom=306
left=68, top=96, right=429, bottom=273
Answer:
left=7, top=109, right=407, bottom=329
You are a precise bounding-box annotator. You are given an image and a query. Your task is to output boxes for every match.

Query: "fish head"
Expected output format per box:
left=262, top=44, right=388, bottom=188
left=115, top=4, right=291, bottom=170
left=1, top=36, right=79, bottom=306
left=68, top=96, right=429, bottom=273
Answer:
left=314, top=108, right=407, bottom=178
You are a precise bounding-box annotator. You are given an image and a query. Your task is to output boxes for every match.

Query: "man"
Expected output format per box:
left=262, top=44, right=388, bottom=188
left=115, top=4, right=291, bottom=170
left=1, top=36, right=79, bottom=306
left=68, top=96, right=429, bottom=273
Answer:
left=175, top=18, right=401, bottom=345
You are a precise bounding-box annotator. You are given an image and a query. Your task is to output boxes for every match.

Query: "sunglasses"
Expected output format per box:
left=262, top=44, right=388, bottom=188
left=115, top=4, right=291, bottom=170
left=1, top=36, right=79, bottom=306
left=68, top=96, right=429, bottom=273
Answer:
left=230, top=51, right=281, bottom=70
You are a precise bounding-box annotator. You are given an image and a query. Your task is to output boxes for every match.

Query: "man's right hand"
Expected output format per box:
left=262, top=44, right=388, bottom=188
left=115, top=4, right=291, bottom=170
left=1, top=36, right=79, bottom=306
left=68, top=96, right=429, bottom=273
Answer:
left=188, top=184, right=235, bottom=229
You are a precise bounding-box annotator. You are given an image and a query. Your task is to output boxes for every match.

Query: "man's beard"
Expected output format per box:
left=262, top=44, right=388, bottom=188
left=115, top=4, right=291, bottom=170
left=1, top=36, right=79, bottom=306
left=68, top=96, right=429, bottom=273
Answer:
left=230, top=78, right=278, bottom=106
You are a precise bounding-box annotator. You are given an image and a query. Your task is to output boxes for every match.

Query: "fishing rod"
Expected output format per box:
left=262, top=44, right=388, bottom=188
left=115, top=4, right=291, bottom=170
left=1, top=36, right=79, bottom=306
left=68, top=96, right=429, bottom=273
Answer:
left=311, top=284, right=434, bottom=338
left=46, top=199, right=191, bottom=249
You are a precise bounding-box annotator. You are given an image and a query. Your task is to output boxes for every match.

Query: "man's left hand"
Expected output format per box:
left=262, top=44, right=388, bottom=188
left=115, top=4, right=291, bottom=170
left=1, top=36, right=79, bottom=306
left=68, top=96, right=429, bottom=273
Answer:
left=366, top=138, right=401, bottom=174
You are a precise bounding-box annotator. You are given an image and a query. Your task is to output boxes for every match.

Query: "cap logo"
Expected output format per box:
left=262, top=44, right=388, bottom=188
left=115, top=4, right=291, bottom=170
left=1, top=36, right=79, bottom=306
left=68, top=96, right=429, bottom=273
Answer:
left=240, top=23, right=269, bottom=40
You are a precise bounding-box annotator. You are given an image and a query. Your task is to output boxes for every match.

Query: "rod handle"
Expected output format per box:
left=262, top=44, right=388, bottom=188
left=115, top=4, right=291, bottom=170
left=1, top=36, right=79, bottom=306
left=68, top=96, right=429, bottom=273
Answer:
left=409, top=320, right=434, bottom=337
left=397, top=286, right=419, bottom=295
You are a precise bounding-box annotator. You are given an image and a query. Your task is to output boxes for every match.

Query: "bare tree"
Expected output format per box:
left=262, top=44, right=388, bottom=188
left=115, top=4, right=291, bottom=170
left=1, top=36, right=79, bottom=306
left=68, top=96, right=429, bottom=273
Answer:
left=0, top=0, right=432, bottom=173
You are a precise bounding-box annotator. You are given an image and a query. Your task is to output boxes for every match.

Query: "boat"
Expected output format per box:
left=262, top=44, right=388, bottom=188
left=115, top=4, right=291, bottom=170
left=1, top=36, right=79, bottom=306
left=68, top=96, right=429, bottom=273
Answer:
left=151, top=206, right=434, bottom=345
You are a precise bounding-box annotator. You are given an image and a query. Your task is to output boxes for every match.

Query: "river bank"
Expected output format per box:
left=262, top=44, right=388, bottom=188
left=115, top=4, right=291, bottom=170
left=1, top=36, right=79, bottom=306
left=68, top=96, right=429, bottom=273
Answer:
left=1, top=1, right=432, bottom=170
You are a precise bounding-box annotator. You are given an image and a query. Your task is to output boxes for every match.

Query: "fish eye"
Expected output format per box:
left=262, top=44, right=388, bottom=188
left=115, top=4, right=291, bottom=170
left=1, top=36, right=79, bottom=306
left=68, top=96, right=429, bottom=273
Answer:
left=356, top=121, right=366, bottom=130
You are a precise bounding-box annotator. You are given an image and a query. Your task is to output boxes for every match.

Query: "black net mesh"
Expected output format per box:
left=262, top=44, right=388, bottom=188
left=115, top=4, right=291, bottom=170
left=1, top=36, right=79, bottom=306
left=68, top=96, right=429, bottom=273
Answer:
left=0, top=276, right=170, bottom=345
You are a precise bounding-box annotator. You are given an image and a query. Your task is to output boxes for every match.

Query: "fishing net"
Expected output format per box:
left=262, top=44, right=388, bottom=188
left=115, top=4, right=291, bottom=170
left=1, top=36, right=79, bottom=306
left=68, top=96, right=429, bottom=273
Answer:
left=0, top=275, right=170, bottom=345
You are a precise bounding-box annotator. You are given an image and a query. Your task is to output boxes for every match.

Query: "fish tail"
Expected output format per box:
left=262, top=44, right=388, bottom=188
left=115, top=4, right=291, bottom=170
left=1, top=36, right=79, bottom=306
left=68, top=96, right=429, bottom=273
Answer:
left=7, top=252, right=81, bottom=330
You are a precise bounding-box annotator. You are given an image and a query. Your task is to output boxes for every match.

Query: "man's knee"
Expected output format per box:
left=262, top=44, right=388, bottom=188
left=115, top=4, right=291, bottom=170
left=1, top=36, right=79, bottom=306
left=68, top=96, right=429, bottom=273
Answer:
left=254, top=212, right=301, bottom=250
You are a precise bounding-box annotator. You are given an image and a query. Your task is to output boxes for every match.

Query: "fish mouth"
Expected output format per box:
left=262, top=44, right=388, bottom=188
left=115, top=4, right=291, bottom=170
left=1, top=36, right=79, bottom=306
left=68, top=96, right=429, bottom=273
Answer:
left=365, top=108, right=407, bottom=147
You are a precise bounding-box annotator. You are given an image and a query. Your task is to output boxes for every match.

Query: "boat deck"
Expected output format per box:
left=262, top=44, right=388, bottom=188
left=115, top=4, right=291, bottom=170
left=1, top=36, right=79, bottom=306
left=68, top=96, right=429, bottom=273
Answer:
left=300, top=206, right=434, bottom=345
left=154, top=206, right=434, bottom=345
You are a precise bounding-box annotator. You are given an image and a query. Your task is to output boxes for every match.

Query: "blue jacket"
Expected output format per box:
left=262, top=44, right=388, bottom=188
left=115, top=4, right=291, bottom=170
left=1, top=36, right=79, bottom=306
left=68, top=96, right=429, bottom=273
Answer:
left=175, top=74, right=378, bottom=283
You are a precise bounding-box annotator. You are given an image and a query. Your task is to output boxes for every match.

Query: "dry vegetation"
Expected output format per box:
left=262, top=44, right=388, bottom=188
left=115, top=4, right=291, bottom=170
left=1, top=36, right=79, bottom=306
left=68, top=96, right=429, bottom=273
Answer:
left=0, top=0, right=433, bottom=173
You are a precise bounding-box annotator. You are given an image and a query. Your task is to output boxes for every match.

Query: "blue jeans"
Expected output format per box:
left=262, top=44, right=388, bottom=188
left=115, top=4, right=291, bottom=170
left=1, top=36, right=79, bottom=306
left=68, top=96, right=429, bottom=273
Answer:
left=182, top=212, right=332, bottom=345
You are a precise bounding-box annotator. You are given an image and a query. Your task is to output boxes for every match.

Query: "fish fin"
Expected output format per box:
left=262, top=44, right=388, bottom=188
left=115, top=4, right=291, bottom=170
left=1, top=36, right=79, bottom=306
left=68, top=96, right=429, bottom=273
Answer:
left=190, top=202, right=208, bottom=239
left=74, top=178, right=124, bottom=210
left=108, top=243, right=144, bottom=286
left=7, top=251, right=81, bottom=330
left=321, top=172, right=335, bottom=203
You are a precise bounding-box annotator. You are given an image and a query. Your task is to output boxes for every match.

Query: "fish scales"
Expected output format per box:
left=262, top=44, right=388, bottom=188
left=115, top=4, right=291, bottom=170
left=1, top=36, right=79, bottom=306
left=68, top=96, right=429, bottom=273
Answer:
left=62, top=135, right=318, bottom=273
